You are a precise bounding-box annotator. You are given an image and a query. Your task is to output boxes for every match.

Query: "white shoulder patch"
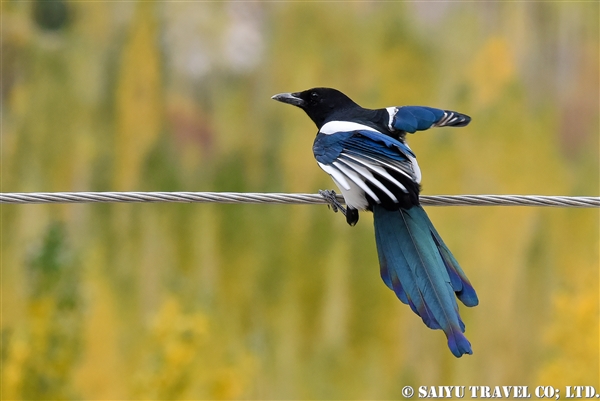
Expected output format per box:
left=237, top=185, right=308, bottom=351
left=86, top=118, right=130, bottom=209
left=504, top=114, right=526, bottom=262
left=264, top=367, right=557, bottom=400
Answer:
left=386, top=107, right=397, bottom=131
left=320, top=121, right=377, bottom=135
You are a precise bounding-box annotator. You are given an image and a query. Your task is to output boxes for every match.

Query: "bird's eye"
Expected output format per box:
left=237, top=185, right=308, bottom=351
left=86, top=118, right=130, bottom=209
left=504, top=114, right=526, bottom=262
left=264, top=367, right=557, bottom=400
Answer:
left=310, top=92, right=319, bottom=99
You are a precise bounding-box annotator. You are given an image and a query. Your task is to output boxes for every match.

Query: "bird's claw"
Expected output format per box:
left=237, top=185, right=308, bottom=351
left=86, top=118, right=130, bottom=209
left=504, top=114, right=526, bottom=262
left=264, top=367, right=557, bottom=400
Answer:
left=319, top=189, right=359, bottom=226
left=319, top=189, right=347, bottom=216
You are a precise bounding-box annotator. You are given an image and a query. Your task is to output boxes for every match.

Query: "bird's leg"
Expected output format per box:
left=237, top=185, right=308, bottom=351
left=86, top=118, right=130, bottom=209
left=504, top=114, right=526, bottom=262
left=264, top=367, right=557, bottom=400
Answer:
left=318, top=189, right=359, bottom=226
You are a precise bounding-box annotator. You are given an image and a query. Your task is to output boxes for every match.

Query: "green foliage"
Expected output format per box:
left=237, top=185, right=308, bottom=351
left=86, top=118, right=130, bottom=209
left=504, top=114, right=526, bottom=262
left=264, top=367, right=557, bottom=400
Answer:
left=1, top=2, right=598, bottom=399
left=3, top=222, right=83, bottom=400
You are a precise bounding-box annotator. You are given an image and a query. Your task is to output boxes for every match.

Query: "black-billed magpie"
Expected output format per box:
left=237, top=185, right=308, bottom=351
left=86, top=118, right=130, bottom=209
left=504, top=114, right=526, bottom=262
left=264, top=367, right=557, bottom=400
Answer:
left=272, top=87, right=478, bottom=357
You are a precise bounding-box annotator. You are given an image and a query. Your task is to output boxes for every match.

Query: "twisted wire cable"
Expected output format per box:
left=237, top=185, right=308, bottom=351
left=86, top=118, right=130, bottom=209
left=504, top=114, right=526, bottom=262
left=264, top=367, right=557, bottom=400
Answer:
left=0, top=191, right=598, bottom=207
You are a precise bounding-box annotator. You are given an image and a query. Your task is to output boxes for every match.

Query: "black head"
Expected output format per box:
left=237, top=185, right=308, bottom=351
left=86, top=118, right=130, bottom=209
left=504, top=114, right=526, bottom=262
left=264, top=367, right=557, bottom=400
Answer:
left=271, top=87, right=359, bottom=128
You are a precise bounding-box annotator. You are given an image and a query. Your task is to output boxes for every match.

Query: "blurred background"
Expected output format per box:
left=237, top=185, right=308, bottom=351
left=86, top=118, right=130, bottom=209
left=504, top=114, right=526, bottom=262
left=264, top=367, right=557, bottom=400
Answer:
left=1, top=1, right=598, bottom=399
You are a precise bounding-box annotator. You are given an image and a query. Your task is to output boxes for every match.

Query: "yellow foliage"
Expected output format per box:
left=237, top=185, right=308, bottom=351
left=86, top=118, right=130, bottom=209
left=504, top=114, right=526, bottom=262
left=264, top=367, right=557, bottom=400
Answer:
left=469, top=37, right=516, bottom=107
left=114, top=3, right=163, bottom=190
left=538, top=291, right=600, bottom=385
left=131, top=296, right=257, bottom=399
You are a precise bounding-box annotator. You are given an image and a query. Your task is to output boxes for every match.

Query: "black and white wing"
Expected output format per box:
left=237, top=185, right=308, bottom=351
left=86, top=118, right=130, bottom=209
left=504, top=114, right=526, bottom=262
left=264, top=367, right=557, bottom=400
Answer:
left=313, top=127, right=421, bottom=211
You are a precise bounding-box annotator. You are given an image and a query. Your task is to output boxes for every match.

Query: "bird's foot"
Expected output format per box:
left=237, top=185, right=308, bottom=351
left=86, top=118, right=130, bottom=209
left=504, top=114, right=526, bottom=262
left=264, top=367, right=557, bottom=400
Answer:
left=319, top=189, right=346, bottom=214
left=318, top=189, right=359, bottom=226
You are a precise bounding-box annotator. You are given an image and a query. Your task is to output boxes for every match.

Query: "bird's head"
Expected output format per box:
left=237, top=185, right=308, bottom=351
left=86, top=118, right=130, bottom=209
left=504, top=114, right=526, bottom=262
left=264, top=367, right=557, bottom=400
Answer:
left=271, top=87, right=359, bottom=128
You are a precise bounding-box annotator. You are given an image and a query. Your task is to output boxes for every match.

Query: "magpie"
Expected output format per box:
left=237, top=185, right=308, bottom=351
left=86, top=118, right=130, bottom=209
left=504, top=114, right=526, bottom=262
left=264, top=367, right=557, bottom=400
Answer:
left=272, top=87, right=478, bottom=357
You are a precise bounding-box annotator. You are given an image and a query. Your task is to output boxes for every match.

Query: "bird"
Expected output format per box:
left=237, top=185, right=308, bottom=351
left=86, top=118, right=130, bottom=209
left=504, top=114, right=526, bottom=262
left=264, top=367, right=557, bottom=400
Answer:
left=271, top=87, right=478, bottom=357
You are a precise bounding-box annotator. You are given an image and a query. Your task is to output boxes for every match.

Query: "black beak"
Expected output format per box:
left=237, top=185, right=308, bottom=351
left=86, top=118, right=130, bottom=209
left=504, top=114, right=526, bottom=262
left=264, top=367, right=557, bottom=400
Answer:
left=271, top=92, right=306, bottom=108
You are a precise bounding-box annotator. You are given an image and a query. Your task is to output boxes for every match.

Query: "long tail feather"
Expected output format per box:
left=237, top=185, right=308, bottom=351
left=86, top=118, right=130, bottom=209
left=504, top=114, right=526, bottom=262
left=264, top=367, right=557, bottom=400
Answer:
left=412, top=208, right=479, bottom=307
left=373, top=204, right=477, bottom=357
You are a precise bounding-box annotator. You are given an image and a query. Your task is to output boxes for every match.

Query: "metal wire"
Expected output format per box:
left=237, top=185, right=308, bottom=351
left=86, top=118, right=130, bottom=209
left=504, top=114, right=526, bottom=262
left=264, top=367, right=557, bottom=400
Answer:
left=0, top=191, right=598, bottom=207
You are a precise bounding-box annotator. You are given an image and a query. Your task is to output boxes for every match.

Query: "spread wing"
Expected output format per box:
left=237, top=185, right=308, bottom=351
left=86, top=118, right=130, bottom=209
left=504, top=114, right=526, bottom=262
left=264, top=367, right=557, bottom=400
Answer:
left=387, top=106, right=471, bottom=134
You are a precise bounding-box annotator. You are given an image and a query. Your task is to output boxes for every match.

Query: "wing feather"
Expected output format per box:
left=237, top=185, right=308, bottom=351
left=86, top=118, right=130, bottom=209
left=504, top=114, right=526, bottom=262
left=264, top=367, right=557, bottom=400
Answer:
left=340, top=152, right=409, bottom=193
left=335, top=159, right=397, bottom=202
left=317, top=162, right=352, bottom=191
left=314, top=129, right=419, bottom=209
left=340, top=151, right=414, bottom=181
left=332, top=161, right=383, bottom=202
